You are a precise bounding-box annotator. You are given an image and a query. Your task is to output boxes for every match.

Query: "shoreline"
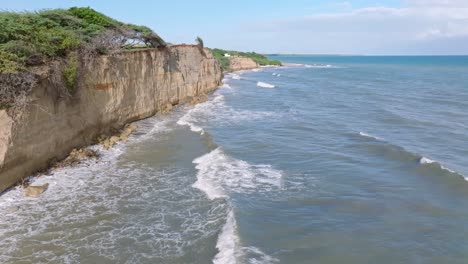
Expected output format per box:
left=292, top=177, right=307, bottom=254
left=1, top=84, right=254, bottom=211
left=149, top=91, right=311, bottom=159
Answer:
left=0, top=89, right=219, bottom=197
left=0, top=55, right=274, bottom=197
left=0, top=63, right=269, bottom=198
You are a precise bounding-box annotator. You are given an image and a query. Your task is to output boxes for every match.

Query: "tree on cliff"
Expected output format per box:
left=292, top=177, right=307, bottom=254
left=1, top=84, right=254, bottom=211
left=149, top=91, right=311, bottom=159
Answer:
left=195, top=36, right=204, bottom=49
left=195, top=36, right=206, bottom=57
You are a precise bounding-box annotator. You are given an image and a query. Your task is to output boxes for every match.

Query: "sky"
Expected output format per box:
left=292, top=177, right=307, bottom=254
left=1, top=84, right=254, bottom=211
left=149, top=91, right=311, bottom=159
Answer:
left=3, top=0, right=468, bottom=55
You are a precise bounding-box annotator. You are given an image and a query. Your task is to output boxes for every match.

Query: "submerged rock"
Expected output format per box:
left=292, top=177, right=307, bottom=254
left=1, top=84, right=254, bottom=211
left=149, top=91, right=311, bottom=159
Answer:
left=7, top=206, right=20, bottom=213
left=120, top=123, right=137, bottom=142
left=24, top=183, right=49, bottom=197
left=189, top=94, right=208, bottom=105
left=100, top=123, right=138, bottom=148
left=54, top=148, right=100, bottom=168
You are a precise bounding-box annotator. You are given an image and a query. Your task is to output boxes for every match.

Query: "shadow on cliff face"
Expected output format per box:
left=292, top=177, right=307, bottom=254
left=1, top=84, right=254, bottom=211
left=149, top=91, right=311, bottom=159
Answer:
left=163, top=49, right=181, bottom=73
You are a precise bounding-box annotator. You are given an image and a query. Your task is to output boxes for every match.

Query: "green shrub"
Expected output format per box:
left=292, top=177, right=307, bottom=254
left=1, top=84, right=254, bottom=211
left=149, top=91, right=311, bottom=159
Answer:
left=68, top=7, right=120, bottom=28
left=0, top=49, right=24, bottom=73
left=211, top=48, right=230, bottom=70
left=0, top=7, right=167, bottom=111
left=0, top=7, right=166, bottom=74
left=63, top=52, right=78, bottom=93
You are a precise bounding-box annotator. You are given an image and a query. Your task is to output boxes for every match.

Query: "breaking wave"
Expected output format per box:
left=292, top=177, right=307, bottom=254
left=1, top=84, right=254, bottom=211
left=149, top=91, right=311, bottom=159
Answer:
left=359, top=131, right=384, bottom=141
left=193, top=147, right=281, bottom=263
left=0, top=141, right=228, bottom=263
left=192, top=148, right=283, bottom=199
left=358, top=132, right=467, bottom=181
left=257, top=82, right=276, bottom=88
left=177, top=89, right=277, bottom=135
left=419, top=157, right=466, bottom=180
left=305, top=64, right=336, bottom=68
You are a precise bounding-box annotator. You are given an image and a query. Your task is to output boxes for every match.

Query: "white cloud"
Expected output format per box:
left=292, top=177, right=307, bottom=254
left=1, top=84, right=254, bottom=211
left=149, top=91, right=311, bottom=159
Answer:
left=405, top=0, right=468, bottom=7
left=244, top=1, right=468, bottom=54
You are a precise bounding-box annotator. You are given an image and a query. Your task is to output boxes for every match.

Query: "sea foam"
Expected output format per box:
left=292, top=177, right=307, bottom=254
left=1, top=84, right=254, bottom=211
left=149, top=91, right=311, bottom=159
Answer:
left=419, top=157, right=462, bottom=176
left=359, top=132, right=383, bottom=141
left=192, top=148, right=283, bottom=200
left=213, top=210, right=240, bottom=264
left=257, top=82, right=275, bottom=88
left=193, top=148, right=281, bottom=263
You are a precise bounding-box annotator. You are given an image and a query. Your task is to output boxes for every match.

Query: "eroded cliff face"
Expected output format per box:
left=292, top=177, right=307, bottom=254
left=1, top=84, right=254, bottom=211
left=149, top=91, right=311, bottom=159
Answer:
left=0, top=46, right=222, bottom=192
left=229, top=57, right=258, bottom=71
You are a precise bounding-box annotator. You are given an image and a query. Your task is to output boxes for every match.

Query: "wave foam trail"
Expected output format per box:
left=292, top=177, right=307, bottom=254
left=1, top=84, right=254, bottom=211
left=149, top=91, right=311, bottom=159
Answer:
left=359, top=132, right=383, bottom=141
left=0, top=141, right=231, bottom=263
left=231, top=74, right=242, bottom=80
left=358, top=131, right=467, bottom=181
left=176, top=94, right=225, bottom=135
left=177, top=90, right=278, bottom=134
left=193, top=148, right=283, bottom=200
left=305, top=64, right=337, bottom=68
left=257, top=82, right=275, bottom=88
left=420, top=157, right=435, bottom=164
left=193, top=148, right=281, bottom=263
left=213, top=210, right=240, bottom=264
left=213, top=209, right=279, bottom=264
left=282, top=63, right=304, bottom=67
left=419, top=157, right=463, bottom=177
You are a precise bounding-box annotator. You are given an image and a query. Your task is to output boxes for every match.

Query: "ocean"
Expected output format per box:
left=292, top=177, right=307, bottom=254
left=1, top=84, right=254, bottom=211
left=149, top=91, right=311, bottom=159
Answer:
left=1, top=55, right=468, bottom=263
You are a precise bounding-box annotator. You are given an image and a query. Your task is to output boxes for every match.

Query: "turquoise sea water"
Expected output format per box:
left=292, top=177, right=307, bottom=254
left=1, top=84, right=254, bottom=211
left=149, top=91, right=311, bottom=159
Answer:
left=0, top=56, right=467, bottom=263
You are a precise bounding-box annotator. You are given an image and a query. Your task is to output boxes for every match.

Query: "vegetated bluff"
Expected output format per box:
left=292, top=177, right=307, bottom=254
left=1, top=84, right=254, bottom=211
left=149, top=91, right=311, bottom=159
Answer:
left=0, top=8, right=222, bottom=193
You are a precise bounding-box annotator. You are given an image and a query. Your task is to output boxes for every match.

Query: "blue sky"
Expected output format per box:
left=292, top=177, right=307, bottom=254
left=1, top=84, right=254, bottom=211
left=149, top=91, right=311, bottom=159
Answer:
left=3, top=0, right=468, bottom=55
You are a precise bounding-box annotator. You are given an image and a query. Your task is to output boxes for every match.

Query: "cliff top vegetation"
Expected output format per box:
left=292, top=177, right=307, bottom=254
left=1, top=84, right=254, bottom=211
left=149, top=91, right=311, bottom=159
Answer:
left=0, top=7, right=166, bottom=111
left=0, top=7, right=166, bottom=74
left=210, top=48, right=282, bottom=71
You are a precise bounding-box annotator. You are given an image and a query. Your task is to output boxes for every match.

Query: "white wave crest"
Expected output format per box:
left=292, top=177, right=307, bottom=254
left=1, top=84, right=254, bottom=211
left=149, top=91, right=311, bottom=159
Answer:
left=359, top=132, right=383, bottom=141
left=177, top=91, right=277, bottom=135
left=193, top=148, right=281, bottom=263
left=176, top=94, right=225, bottom=135
left=282, top=63, right=304, bottom=67
left=420, top=157, right=435, bottom=164
left=231, top=74, right=242, bottom=80
left=257, top=82, right=275, bottom=88
left=305, top=64, right=336, bottom=68
left=176, top=119, right=205, bottom=134
left=420, top=157, right=459, bottom=174
left=213, top=210, right=240, bottom=264
left=221, top=83, right=232, bottom=89
left=213, top=209, right=279, bottom=264
left=192, top=148, right=283, bottom=200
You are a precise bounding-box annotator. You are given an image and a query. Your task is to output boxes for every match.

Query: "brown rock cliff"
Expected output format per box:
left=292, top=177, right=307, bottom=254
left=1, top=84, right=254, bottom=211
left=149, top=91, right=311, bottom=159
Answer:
left=0, top=46, right=222, bottom=193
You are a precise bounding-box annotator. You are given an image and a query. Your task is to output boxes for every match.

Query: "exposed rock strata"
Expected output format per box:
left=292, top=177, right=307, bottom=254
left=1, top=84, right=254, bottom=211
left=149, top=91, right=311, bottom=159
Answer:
left=229, top=57, right=258, bottom=71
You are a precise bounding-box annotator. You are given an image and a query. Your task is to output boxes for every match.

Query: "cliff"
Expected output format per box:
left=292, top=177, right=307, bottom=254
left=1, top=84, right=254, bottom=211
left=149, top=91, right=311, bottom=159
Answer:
left=0, top=46, right=222, bottom=193
left=228, top=57, right=259, bottom=71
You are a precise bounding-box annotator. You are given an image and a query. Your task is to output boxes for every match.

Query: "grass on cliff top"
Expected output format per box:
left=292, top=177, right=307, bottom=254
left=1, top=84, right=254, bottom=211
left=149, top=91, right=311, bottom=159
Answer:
left=0, top=7, right=166, bottom=74
left=210, top=48, right=282, bottom=71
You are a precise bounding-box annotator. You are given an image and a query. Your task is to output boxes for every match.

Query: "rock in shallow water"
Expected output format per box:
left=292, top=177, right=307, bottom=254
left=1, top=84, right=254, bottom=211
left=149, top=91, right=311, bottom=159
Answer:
left=24, top=183, right=49, bottom=197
